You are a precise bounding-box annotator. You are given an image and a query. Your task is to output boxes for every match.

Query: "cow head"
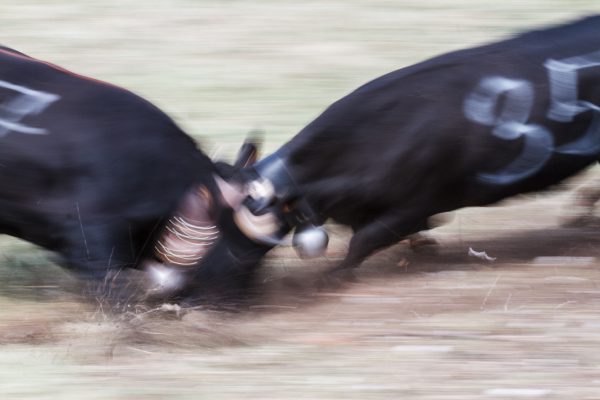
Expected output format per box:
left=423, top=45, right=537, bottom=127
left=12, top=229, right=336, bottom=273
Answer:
left=144, top=139, right=328, bottom=302
left=218, top=147, right=329, bottom=257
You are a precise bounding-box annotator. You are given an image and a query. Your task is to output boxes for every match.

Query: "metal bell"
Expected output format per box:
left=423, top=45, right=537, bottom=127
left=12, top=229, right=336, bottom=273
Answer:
left=292, top=225, right=329, bottom=258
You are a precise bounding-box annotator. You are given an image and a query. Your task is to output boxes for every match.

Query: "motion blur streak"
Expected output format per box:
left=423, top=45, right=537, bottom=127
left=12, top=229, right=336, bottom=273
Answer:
left=2, top=1, right=600, bottom=399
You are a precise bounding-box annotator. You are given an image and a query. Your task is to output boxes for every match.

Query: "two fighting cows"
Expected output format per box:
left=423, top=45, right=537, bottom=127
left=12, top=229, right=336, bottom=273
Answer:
left=1, top=16, right=600, bottom=302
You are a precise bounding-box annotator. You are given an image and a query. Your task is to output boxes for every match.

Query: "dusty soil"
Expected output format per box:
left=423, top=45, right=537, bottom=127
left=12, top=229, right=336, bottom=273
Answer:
left=3, top=1, right=600, bottom=398
left=2, top=173, right=600, bottom=399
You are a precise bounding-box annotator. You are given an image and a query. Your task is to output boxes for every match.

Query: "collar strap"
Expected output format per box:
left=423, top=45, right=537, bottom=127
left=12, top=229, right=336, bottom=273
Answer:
left=250, top=153, right=320, bottom=228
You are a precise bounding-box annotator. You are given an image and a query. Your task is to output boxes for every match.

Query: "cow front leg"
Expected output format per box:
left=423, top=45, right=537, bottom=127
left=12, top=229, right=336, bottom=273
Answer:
left=325, top=214, right=428, bottom=282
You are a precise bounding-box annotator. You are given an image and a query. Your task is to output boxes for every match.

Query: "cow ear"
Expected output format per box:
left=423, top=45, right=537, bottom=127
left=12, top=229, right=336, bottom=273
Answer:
left=234, top=142, right=258, bottom=169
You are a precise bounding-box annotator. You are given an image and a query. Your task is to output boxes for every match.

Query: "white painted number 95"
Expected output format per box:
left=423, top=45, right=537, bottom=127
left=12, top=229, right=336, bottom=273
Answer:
left=463, top=49, right=600, bottom=185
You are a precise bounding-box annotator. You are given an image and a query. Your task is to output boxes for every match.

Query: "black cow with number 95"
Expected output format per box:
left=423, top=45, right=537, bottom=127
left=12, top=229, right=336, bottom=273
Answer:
left=209, top=15, right=600, bottom=283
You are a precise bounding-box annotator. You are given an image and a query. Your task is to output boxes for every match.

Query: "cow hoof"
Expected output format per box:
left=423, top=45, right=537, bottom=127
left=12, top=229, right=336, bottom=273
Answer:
left=408, top=235, right=439, bottom=254
left=316, top=268, right=357, bottom=290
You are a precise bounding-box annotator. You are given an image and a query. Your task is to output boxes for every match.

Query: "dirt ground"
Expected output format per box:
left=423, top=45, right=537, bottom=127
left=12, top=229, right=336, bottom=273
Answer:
left=1, top=172, right=600, bottom=399
left=3, top=1, right=600, bottom=399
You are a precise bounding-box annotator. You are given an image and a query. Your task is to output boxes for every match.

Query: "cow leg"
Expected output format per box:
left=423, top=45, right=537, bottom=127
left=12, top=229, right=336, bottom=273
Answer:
left=329, top=213, right=428, bottom=277
left=561, top=176, right=600, bottom=227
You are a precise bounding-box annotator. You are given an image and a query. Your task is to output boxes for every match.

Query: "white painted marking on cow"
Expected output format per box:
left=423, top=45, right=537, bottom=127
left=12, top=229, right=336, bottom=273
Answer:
left=463, top=48, right=600, bottom=185
left=464, top=76, right=553, bottom=185
left=545, top=50, right=600, bottom=155
left=464, top=77, right=533, bottom=128
left=0, top=80, right=59, bottom=136
left=546, top=50, right=600, bottom=122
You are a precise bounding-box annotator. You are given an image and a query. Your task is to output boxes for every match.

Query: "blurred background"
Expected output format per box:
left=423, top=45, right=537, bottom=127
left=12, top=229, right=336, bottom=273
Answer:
left=7, top=0, right=600, bottom=156
left=2, top=1, right=600, bottom=399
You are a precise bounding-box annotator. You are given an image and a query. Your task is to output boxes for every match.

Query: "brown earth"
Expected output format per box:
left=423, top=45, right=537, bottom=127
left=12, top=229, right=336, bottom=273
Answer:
left=2, top=174, right=600, bottom=399
left=3, top=1, right=600, bottom=398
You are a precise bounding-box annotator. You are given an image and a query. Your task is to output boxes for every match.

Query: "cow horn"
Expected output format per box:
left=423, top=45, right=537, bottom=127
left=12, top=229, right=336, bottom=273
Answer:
left=234, top=142, right=258, bottom=169
left=234, top=133, right=262, bottom=169
left=233, top=205, right=282, bottom=245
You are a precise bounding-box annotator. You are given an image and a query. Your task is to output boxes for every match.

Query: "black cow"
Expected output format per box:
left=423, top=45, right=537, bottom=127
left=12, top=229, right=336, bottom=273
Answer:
left=0, top=46, right=261, bottom=301
left=212, top=15, right=600, bottom=281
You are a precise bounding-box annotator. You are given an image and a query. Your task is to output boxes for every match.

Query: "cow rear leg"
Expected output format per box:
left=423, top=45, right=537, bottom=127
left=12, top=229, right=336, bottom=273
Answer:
left=561, top=177, right=600, bottom=227
left=326, top=214, right=428, bottom=281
